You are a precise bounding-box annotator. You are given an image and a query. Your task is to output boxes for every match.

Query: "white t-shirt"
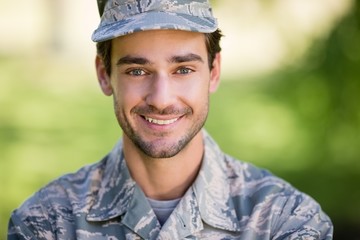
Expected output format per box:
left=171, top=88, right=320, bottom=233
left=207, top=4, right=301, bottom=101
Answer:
left=147, top=198, right=181, bottom=226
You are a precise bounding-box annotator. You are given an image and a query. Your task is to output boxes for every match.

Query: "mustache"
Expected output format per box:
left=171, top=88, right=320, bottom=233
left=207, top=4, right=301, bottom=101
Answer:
left=132, top=105, right=192, bottom=116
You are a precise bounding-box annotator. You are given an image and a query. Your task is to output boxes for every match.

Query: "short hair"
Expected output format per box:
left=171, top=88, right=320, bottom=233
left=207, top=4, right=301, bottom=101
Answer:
left=96, top=29, right=223, bottom=76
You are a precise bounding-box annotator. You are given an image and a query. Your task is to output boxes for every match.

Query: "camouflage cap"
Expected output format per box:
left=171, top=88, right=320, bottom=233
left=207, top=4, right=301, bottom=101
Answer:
left=92, top=0, right=218, bottom=42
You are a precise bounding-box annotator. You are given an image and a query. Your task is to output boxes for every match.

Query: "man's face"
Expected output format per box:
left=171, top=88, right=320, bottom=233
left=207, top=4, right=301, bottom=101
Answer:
left=97, top=30, right=220, bottom=158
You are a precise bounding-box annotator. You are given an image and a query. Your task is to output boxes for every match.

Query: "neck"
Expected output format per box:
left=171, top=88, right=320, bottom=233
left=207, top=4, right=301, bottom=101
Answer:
left=123, top=132, right=204, bottom=200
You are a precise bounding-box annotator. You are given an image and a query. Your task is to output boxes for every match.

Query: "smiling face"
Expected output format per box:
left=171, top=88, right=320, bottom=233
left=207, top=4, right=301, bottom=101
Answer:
left=96, top=30, right=221, bottom=159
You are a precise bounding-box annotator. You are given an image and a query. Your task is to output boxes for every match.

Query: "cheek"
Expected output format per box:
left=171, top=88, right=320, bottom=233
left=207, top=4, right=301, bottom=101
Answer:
left=180, top=79, right=210, bottom=107
left=112, top=82, right=143, bottom=113
left=186, top=74, right=210, bottom=95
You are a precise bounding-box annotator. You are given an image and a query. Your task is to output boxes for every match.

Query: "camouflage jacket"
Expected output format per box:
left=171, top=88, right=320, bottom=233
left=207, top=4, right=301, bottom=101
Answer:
left=8, top=130, right=333, bottom=239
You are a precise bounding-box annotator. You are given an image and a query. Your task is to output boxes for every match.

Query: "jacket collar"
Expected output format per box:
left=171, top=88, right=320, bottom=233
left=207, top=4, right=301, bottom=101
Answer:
left=193, top=130, right=242, bottom=232
left=86, top=140, right=136, bottom=221
left=86, top=141, right=162, bottom=239
left=157, top=130, right=242, bottom=238
left=86, top=130, right=242, bottom=234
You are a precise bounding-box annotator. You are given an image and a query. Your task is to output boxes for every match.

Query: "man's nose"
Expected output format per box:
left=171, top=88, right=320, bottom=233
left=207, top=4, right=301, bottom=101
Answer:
left=145, top=73, right=176, bottom=111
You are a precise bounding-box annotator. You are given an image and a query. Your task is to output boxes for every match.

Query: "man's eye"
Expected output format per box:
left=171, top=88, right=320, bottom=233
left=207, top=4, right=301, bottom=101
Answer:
left=176, top=67, right=193, bottom=75
left=128, top=69, right=146, bottom=76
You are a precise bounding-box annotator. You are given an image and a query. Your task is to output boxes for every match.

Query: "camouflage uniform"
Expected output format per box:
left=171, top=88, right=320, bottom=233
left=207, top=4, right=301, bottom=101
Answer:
left=8, top=130, right=333, bottom=239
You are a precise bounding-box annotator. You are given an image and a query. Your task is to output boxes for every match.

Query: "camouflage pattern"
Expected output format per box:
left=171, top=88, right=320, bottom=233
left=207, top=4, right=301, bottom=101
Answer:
left=8, top=130, right=333, bottom=239
left=92, top=0, right=218, bottom=42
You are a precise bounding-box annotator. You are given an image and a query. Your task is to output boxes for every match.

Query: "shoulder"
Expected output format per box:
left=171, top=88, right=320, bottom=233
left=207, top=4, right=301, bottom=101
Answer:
left=26, top=156, right=108, bottom=209
left=8, top=156, right=110, bottom=238
left=223, top=154, right=317, bottom=210
left=222, top=154, right=288, bottom=194
left=223, top=155, right=333, bottom=239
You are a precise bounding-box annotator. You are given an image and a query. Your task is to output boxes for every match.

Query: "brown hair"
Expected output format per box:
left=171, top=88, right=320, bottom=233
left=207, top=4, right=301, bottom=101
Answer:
left=96, top=29, right=223, bottom=76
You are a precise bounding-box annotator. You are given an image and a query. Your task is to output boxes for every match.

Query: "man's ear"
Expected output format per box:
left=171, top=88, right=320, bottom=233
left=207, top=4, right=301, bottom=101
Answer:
left=95, top=55, right=113, bottom=96
left=209, top=53, right=221, bottom=93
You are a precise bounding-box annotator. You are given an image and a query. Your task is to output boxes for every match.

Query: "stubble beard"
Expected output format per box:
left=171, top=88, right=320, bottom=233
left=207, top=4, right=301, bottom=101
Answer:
left=114, top=99, right=209, bottom=159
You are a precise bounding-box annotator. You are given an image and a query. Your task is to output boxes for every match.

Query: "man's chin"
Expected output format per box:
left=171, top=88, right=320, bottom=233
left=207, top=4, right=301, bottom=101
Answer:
left=133, top=137, right=188, bottom=159
left=138, top=143, right=184, bottom=159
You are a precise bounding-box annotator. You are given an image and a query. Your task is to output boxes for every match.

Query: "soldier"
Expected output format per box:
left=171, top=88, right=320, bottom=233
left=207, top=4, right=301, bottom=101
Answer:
left=8, top=0, right=333, bottom=239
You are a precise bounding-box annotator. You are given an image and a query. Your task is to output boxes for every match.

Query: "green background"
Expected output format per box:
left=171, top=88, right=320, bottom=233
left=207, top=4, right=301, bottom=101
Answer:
left=1, top=3, right=360, bottom=240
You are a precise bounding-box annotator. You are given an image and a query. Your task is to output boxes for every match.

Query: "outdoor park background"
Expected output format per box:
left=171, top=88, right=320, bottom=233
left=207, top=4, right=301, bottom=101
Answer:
left=0, top=0, right=359, bottom=239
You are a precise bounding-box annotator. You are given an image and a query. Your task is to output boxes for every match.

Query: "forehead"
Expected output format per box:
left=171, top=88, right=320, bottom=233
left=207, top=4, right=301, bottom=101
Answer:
left=111, top=30, right=207, bottom=58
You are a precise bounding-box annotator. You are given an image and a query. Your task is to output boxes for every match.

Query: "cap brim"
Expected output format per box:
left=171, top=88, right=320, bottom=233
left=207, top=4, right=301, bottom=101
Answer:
left=92, top=11, right=217, bottom=42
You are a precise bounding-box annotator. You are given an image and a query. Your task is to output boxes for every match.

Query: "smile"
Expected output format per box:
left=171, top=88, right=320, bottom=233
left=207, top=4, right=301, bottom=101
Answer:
left=144, top=116, right=179, bottom=125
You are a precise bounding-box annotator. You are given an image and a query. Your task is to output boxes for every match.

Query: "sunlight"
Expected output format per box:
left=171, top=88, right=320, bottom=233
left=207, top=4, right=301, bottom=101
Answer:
left=216, top=0, right=354, bottom=78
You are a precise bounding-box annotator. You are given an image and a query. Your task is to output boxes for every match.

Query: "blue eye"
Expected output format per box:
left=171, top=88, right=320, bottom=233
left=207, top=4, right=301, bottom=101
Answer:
left=128, top=69, right=146, bottom=76
left=176, top=68, right=193, bottom=75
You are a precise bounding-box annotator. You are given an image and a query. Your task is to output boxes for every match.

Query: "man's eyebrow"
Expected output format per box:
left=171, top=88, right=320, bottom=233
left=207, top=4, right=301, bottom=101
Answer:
left=170, top=53, right=204, bottom=64
left=116, top=53, right=204, bottom=66
left=116, top=55, right=151, bottom=66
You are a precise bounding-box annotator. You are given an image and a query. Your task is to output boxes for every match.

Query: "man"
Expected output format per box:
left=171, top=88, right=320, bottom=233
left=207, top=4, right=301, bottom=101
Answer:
left=8, top=0, right=333, bottom=239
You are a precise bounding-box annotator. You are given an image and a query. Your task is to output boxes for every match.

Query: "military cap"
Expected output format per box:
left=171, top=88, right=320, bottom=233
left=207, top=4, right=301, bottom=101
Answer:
left=92, top=0, right=218, bottom=42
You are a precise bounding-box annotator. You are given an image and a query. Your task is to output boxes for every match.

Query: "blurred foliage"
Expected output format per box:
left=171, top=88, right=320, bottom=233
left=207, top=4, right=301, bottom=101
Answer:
left=0, top=56, right=121, bottom=239
left=1, top=3, right=360, bottom=240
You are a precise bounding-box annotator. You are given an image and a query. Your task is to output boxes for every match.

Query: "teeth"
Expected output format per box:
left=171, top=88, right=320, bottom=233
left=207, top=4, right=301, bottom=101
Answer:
left=145, top=117, right=178, bottom=125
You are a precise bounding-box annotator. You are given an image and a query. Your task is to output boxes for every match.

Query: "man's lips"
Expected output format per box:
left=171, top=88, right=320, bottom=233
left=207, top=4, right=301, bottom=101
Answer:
left=144, top=116, right=179, bottom=125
